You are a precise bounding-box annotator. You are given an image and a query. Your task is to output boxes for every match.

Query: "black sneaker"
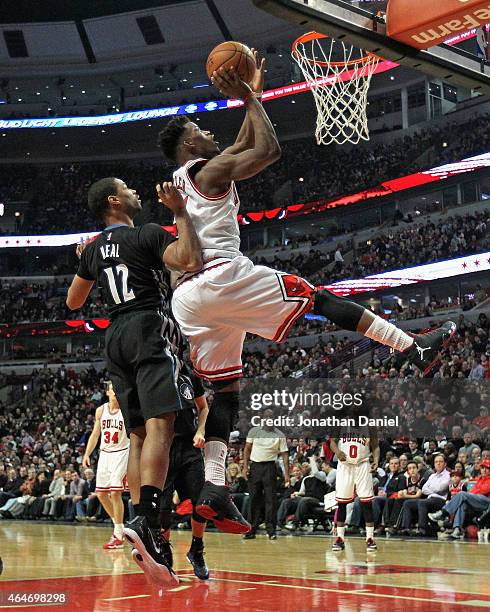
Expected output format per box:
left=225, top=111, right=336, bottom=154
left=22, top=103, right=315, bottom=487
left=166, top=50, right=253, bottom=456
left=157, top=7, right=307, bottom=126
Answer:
left=243, top=532, right=256, bottom=539
left=195, top=482, right=251, bottom=534
left=124, top=516, right=178, bottom=587
left=403, top=321, right=456, bottom=374
left=332, top=537, right=345, bottom=551
left=187, top=548, right=209, bottom=580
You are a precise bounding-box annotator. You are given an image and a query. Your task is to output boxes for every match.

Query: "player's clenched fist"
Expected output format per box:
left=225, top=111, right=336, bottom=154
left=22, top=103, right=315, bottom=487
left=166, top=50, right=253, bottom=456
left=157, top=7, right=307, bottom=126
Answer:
left=336, top=450, right=347, bottom=462
left=156, top=182, right=186, bottom=213
left=76, top=240, right=87, bottom=259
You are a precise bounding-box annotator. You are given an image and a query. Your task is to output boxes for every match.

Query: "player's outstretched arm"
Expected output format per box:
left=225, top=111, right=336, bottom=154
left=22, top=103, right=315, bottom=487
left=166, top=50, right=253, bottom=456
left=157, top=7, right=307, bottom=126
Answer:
left=221, top=50, right=264, bottom=155
left=82, top=405, right=103, bottom=467
left=156, top=182, right=202, bottom=272
left=67, top=241, right=95, bottom=310
left=197, top=68, right=280, bottom=191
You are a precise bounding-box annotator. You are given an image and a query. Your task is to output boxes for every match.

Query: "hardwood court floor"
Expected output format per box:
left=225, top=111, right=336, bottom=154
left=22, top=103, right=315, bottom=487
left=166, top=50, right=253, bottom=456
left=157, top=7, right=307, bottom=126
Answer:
left=1, top=522, right=490, bottom=611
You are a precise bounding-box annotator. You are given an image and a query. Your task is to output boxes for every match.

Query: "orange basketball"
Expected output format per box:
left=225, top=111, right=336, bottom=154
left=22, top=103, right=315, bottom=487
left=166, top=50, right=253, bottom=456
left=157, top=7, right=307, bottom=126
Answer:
left=206, top=41, right=256, bottom=84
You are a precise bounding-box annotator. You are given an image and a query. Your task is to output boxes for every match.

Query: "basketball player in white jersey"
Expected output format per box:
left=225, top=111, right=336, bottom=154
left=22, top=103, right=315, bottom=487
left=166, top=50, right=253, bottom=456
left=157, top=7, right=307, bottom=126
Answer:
left=157, top=53, right=455, bottom=533
left=83, top=382, right=130, bottom=549
left=330, top=434, right=379, bottom=551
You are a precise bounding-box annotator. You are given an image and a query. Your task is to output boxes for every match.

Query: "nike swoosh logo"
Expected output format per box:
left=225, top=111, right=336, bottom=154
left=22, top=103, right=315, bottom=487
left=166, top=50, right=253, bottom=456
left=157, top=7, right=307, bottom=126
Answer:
left=148, top=530, right=161, bottom=554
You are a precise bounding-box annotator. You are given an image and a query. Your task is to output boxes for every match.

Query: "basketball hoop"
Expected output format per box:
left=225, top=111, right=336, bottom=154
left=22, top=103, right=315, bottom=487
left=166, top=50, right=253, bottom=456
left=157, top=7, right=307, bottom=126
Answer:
left=292, top=32, right=380, bottom=146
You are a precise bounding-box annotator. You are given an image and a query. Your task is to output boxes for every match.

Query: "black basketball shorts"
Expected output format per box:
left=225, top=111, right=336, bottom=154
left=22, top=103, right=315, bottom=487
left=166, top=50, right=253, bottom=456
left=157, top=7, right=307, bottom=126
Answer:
left=161, top=437, right=205, bottom=510
left=105, top=310, right=186, bottom=433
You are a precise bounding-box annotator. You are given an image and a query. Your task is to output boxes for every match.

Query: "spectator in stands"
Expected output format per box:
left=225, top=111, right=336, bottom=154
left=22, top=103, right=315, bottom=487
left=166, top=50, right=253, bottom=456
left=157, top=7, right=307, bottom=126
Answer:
left=400, top=454, right=450, bottom=536
left=469, top=358, right=485, bottom=380
left=0, top=464, right=7, bottom=490
left=277, top=464, right=306, bottom=529
left=469, top=456, right=482, bottom=478
left=461, top=433, right=481, bottom=460
left=285, top=456, right=329, bottom=532
left=408, top=439, right=423, bottom=458
left=0, top=467, right=26, bottom=507
left=42, top=469, right=65, bottom=519
left=429, top=459, right=490, bottom=539
left=227, top=463, right=248, bottom=517
left=449, top=470, right=466, bottom=498
left=75, top=468, right=96, bottom=520
left=385, top=460, right=423, bottom=532
left=25, top=471, right=50, bottom=519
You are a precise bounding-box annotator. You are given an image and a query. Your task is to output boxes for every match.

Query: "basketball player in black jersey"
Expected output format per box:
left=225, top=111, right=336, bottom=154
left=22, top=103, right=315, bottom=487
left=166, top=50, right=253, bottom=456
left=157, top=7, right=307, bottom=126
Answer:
left=157, top=366, right=210, bottom=581
left=67, top=178, right=201, bottom=587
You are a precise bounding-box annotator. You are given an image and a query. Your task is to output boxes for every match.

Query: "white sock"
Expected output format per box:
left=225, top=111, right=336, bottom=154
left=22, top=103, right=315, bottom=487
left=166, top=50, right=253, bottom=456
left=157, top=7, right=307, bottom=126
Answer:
left=366, top=526, right=374, bottom=541
left=364, top=317, right=414, bottom=352
left=336, top=526, right=345, bottom=540
left=114, top=523, right=124, bottom=540
left=204, top=441, right=227, bottom=486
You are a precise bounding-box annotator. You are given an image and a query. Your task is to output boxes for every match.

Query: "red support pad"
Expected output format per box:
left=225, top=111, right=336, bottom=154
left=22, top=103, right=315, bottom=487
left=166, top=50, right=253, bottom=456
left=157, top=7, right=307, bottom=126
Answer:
left=387, top=0, right=490, bottom=49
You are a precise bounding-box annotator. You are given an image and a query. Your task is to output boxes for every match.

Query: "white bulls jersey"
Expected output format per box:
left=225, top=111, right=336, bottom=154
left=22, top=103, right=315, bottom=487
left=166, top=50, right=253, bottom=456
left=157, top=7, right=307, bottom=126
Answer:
left=171, top=156, right=316, bottom=383
left=173, top=158, right=241, bottom=270
left=338, top=435, right=371, bottom=465
left=99, top=403, right=129, bottom=453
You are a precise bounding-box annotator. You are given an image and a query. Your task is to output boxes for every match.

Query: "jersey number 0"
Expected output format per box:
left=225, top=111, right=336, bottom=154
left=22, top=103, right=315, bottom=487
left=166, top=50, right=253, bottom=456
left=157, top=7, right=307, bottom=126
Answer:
left=103, top=264, right=135, bottom=304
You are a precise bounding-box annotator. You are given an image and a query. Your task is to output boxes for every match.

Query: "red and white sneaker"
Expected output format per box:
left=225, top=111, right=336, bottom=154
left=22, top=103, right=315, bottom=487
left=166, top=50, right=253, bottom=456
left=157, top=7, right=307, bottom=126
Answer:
left=103, top=534, right=124, bottom=549
left=332, top=537, right=345, bottom=551
left=366, top=538, right=377, bottom=551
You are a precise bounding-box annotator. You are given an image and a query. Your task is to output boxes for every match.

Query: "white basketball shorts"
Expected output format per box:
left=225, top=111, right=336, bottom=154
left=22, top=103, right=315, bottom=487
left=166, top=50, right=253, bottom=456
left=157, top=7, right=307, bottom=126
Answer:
left=95, top=448, right=129, bottom=492
left=172, top=256, right=315, bottom=381
left=335, top=460, right=374, bottom=503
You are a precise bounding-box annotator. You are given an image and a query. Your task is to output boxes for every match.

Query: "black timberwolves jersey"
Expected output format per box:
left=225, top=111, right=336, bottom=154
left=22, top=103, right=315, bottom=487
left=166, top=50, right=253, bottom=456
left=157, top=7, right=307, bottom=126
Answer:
left=77, top=223, right=175, bottom=319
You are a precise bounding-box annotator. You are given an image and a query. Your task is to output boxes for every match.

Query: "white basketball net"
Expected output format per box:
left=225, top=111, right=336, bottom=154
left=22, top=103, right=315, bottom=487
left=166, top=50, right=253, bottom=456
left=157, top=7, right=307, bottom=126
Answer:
left=292, top=33, right=379, bottom=146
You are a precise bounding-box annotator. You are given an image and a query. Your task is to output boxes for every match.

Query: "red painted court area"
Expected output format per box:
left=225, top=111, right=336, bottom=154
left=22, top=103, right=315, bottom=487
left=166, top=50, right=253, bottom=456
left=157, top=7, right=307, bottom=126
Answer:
left=1, top=569, right=489, bottom=611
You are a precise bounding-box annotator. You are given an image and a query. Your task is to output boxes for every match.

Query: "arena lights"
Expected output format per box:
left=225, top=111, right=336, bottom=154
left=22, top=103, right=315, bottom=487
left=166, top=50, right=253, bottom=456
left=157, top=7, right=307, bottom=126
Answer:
left=318, top=250, right=490, bottom=297
left=0, top=26, right=477, bottom=131
left=1, top=150, right=489, bottom=250
left=1, top=251, right=488, bottom=341
left=0, top=65, right=401, bottom=129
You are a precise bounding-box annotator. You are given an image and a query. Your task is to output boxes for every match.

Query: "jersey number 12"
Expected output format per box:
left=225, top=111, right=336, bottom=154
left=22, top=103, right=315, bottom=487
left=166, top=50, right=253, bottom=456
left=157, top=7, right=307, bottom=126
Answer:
left=103, top=264, right=135, bottom=304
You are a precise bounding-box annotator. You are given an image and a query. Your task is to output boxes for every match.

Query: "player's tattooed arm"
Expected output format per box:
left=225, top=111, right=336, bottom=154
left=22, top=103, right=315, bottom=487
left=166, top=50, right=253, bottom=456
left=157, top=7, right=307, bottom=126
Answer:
left=329, top=438, right=347, bottom=462
left=156, top=182, right=202, bottom=272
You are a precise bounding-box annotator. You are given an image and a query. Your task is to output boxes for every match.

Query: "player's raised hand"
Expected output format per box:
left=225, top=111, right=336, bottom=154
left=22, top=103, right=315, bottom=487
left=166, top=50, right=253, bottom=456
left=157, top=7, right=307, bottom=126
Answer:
left=212, top=67, right=252, bottom=100
left=156, top=182, right=186, bottom=214
left=250, top=48, right=265, bottom=95
left=76, top=239, right=87, bottom=259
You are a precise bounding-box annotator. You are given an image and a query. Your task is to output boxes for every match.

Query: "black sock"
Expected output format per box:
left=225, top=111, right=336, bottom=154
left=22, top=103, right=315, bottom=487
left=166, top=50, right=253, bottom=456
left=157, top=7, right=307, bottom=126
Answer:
left=132, top=503, right=140, bottom=515
left=313, top=289, right=365, bottom=331
left=139, top=485, right=161, bottom=528
left=190, top=536, right=203, bottom=551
